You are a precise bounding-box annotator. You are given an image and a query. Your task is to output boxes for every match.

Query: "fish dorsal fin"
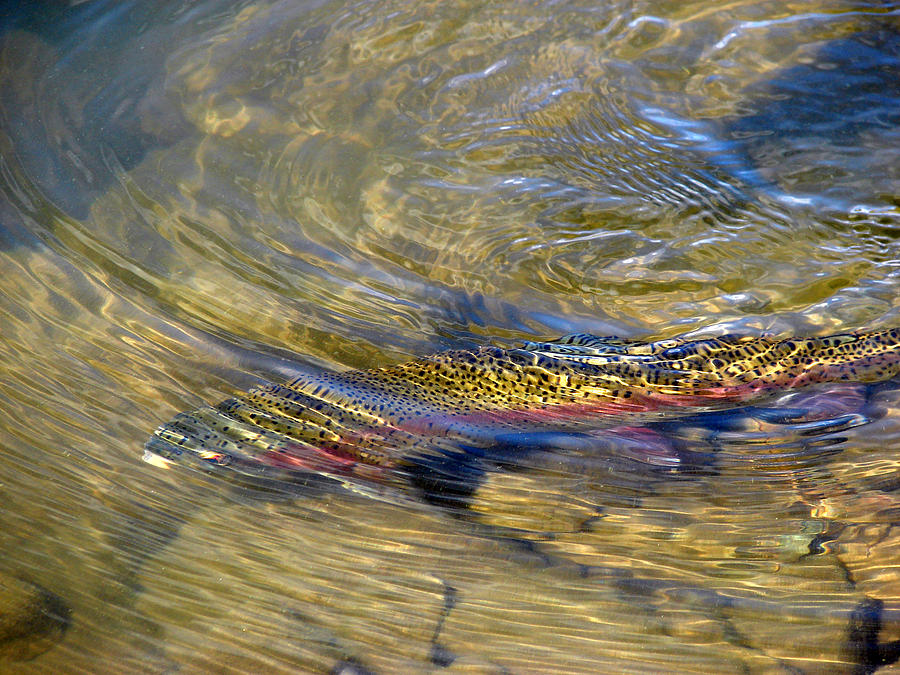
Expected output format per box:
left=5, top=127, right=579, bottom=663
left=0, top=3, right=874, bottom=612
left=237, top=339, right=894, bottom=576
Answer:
left=520, top=333, right=769, bottom=370
left=522, top=334, right=651, bottom=356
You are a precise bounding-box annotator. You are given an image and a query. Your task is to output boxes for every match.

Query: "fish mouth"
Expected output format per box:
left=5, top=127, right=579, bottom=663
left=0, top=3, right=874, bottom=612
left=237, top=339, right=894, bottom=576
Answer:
left=142, top=448, right=175, bottom=469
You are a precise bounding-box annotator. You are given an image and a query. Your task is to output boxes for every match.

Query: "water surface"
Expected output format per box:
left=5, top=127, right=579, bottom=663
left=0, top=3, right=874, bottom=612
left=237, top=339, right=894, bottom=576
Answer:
left=1, top=0, right=900, bottom=672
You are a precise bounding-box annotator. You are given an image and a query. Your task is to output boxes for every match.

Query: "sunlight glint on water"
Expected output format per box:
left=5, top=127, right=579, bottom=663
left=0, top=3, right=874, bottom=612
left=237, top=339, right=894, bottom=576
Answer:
left=0, top=0, right=899, bottom=672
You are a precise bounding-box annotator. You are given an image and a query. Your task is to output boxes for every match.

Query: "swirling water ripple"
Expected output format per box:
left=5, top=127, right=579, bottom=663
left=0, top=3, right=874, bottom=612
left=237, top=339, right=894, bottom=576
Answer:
left=1, top=0, right=900, bottom=672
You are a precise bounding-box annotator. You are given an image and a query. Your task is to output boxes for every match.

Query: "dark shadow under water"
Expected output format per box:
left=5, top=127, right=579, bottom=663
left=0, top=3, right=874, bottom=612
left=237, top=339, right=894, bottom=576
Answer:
left=719, top=25, right=900, bottom=213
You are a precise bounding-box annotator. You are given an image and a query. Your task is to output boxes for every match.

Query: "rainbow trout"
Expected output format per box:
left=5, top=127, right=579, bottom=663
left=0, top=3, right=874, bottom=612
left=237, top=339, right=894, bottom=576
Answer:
left=144, top=328, right=900, bottom=502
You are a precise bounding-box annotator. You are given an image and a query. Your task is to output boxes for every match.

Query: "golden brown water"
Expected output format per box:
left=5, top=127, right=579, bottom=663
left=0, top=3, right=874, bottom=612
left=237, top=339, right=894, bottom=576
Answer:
left=1, top=1, right=899, bottom=672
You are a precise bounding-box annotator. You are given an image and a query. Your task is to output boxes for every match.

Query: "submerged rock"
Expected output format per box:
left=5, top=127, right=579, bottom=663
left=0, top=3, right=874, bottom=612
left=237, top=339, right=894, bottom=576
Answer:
left=0, top=572, right=70, bottom=662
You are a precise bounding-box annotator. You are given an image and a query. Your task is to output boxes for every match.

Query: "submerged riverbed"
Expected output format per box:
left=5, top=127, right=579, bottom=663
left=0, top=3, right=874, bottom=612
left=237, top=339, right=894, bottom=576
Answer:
left=1, top=1, right=900, bottom=672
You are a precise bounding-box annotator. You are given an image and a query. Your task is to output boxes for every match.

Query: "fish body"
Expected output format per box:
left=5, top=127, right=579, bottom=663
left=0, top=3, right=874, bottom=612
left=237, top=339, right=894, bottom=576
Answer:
left=145, top=328, right=900, bottom=498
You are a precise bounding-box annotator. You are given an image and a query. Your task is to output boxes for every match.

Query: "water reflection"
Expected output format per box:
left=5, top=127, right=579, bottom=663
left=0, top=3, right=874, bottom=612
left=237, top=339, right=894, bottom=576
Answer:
left=1, top=0, right=899, bottom=672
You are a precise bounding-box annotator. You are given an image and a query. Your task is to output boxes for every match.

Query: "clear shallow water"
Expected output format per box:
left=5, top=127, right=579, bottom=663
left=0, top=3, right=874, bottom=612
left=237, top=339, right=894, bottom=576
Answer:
left=1, top=0, right=900, bottom=672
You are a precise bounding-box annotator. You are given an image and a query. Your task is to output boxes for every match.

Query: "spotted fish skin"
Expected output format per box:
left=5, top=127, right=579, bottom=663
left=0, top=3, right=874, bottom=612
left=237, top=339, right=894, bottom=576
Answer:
left=145, top=328, right=900, bottom=493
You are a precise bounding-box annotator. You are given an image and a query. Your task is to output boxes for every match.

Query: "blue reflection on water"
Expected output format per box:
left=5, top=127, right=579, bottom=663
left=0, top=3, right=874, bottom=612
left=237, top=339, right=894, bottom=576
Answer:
left=0, top=0, right=195, bottom=223
left=722, top=27, right=900, bottom=211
